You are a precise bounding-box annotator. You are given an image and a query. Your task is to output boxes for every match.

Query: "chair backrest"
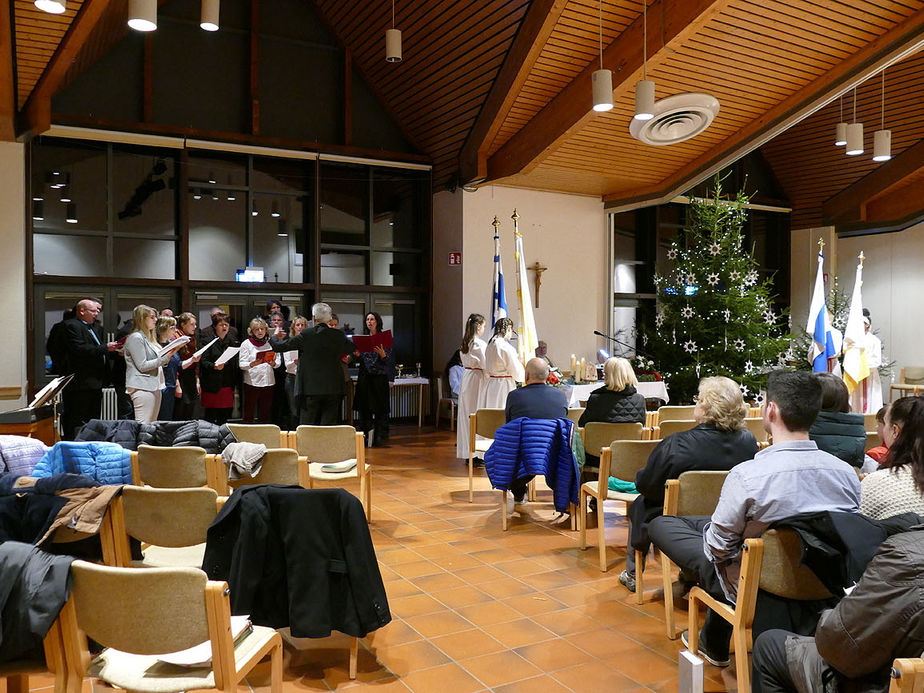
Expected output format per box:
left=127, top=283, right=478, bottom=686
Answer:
left=865, top=431, right=882, bottom=451
left=228, top=448, right=304, bottom=489
left=295, top=425, right=360, bottom=465
left=657, top=419, right=698, bottom=439
left=758, top=529, right=833, bottom=600
left=122, top=486, right=218, bottom=547
left=599, top=440, right=659, bottom=497
left=68, top=560, right=211, bottom=656
left=657, top=405, right=696, bottom=422
left=583, top=421, right=644, bottom=456
left=566, top=408, right=584, bottom=424
left=904, top=366, right=924, bottom=384
left=135, top=445, right=208, bottom=488
left=863, top=413, right=879, bottom=433
left=665, top=470, right=730, bottom=517
left=473, top=408, right=507, bottom=439
left=228, top=423, right=285, bottom=448
left=743, top=417, right=769, bottom=443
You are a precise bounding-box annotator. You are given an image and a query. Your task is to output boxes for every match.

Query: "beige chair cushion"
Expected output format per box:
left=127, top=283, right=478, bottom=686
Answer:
left=134, top=544, right=207, bottom=569
left=308, top=461, right=360, bottom=481
left=607, top=490, right=639, bottom=504
left=88, top=625, right=278, bottom=693
left=473, top=438, right=493, bottom=454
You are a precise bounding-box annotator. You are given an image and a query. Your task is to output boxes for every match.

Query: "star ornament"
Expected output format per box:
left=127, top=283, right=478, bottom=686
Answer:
left=655, top=312, right=664, bottom=328
left=667, top=247, right=678, bottom=260
left=723, top=309, right=731, bottom=323
left=707, top=273, right=720, bottom=286
left=683, top=339, right=698, bottom=354
left=680, top=306, right=695, bottom=319
left=708, top=242, right=722, bottom=256
left=763, top=310, right=775, bottom=324
left=745, top=270, right=760, bottom=286
left=729, top=270, right=742, bottom=282
left=740, top=383, right=750, bottom=397
left=733, top=338, right=746, bottom=352
left=744, top=360, right=755, bottom=374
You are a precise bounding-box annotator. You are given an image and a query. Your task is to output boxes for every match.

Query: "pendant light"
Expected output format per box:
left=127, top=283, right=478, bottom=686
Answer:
left=592, top=0, right=613, bottom=112
left=873, top=70, right=891, bottom=162
left=192, top=189, right=202, bottom=200
left=65, top=203, right=78, bottom=224
left=271, top=200, right=280, bottom=218
left=200, top=0, right=219, bottom=31
left=32, top=201, right=44, bottom=221
left=385, top=0, right=401, bottom=63
left=845, top=86, right=863, bottom=156
left=128, top=0, right=157, bottom=32
left=277, top=219, right=288, bottom=237
left=834, top=96, right=847, bottom=146
left=34, top=0, right=65, bottom=14
left=251, top=200, right=258, bottom=217
left=59, top=188, right=72, bottom=203
left=634, top=0, right=654, bottom=121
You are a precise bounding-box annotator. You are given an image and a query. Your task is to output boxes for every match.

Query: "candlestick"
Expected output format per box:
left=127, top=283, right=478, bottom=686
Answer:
left=571, top=354, right=576, bottom=378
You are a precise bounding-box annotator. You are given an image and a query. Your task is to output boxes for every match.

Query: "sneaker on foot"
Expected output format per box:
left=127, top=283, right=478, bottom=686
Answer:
left=513, top=493, right=527, bottom=506
left=680, top=629, right=730, bottom=668
left=618, top=569, right=636, bottom=593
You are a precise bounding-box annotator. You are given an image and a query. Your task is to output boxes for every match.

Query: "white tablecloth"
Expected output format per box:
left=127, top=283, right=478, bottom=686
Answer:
left=566, top=380, right=669, bottom=407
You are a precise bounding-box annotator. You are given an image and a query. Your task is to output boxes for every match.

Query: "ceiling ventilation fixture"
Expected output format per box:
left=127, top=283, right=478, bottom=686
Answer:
left=873, top=70, right=891, bottom=162
left=592, top=0, right=613, bottom=112
left=834, top=96, right=847, bottom=147
left=633, top=0, right=654, bottom=121
left=629, top=92, right=719, bottom=145
left=201, top=0, right=219, bottom=31
left=34, top=0, right=65, bottom=14
left=845, top=86, right=863, bottom=156
left=128, top=0, right=157, bottom=31
left=385, top=0, right=401, bottom=63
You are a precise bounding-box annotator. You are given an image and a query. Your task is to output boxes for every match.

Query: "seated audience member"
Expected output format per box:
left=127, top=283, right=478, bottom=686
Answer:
left=578, top=357, right=646, bottom=428
left=535, top=340, right=554, bottom=366
left=809, top=373, right=867, bottom=467
left=648, top=370, right=861, bottom=667
left=504, top=357, right=569, bottom=503
left=619, top=376, right=758, bottom=592
left=859, top=396, right=924, bottom=520
left=752, top=524, right=924, bottom=693
left=866, top=404, right=890, bottom=465
left=446, top=350, right=464, bottom=397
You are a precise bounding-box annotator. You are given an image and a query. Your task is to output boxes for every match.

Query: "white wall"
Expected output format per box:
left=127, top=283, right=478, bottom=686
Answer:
left=0, top=142, right=27, bottom=410
left=838, top=222, right=924, bottom=390
left=461, top=186, right=606, bottom=368
left=432, top=190, right=464, bottom=368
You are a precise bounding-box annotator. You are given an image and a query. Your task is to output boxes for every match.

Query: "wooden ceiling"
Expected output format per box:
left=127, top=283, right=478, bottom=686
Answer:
left=4, top=0, right=924, bottom=226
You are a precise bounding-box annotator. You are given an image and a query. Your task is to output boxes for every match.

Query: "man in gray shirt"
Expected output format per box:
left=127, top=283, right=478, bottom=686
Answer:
left=648, top=370, right=860, bottom=667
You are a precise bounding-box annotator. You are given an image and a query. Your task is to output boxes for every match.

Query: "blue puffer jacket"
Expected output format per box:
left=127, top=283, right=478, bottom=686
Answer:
left=484, top=417, right=579, bottom=512
left=31, top=442, right=132, bottom=485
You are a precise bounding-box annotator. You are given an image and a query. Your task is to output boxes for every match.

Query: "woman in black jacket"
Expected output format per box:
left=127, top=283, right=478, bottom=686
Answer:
left=809, top=373, right=867, bottom=467
left=579, top=357, right=647, bottom=427
left=199, top=313, right=238, bottom=425
left=620, top=376, right=758, bottom=592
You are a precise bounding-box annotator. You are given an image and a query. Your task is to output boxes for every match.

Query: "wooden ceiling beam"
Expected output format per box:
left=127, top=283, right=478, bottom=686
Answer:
left=823, top=136, right=924, bottom=223
left=17, top=0, right=110, bottom=138
left=0, top=0, right=14, bottom=140
left=459, top=0, right=567, bottom=183
left=486, top=0, right=731, bottom=182
left=602, top=9, right=924, bottom=211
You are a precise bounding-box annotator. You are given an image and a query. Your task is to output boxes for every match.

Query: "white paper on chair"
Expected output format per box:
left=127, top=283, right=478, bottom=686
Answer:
left=193, top=337, right=218, bottom=358
left=214, top=346, right=241, bottom=366
left=157, top=615, right=252, bottom=667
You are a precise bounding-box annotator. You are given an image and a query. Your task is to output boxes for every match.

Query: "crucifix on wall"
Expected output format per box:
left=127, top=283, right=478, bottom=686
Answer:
left=529, top=261, right=548, bottom=307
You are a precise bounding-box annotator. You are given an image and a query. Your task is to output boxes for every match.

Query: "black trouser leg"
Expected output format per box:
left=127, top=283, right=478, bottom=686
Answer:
left=752, top=630, right=798, bottom=693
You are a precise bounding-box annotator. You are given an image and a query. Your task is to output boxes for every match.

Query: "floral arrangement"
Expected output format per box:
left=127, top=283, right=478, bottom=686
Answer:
left=634, top=355, right=662, bottom=382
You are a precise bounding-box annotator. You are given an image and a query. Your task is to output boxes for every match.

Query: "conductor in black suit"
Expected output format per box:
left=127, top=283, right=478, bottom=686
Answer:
left=61, top=298, right=120, bottom=439
left=270, top=302, right=352, bottom=425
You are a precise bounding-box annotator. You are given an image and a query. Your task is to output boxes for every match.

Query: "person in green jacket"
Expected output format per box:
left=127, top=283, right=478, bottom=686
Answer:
left=809, top=373, right=867, bottom=467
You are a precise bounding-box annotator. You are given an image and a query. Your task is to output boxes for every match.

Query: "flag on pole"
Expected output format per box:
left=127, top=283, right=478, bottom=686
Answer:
left=805, top=245, right=836, bottom=373
left=490, top=216, right=508, bottom=326
left=842, top=255, right=869, bottom=394
left=513, top=210, right=538, bottom=364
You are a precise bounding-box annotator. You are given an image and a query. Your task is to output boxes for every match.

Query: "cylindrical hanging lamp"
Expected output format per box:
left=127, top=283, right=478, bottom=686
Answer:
left=845, top=123, right=864, bottom=156
left=386, top=28, right=402, bottom=62
left=251, top=200, right=258, bottom=217
left=32, top=201, right=44, bottom=221
left=873, top=129, right=891, bottom=162
left=592, top=69, right=614, bottom=112
left=65, top=203, right=78, bottom=224
left=834, top=122, right=847, bottom=147
left=34, top=0, right=66, bottom=14
left=128, top=0, right=157, bottom=31
left=277, top=219, right=288, bottom=237
left=200, top=0, right=219, bottom=31
left=634, top=79, right=655, bottom=121
left=271, top=200, right=280, bottom=218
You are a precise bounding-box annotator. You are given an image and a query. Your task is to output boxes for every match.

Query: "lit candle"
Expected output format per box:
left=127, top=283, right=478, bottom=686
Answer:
left=580, top=358, right=586, bottom=382
left=570, top=354, right=576, bottom=378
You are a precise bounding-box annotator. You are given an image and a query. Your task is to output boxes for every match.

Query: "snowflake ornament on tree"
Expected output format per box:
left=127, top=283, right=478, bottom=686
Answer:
left=707, top=273, right=720, bottom=286
left=729, top=270, right=742, bottom=282
left=744, top=270, right=760, bottom=286
left=744, top=360, right=754, bottom=374
left=667, top=247, right=678, bottom=260
left=709, top=242, right=722, bottom=256
left=680, top=306, right=695, bottom=319
left=655, top=312, right=664, bottom=328
left=733, top=338, right=746, bottom=352
left=723, top=309, right=731, bottom=323
left=740, top=384, right=750, bottom=398
left=683, top=340, right=698, bottom=354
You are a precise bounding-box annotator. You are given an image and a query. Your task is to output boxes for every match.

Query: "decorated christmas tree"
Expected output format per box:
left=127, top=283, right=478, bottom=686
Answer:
left=639, top=180, right=791, bottom=404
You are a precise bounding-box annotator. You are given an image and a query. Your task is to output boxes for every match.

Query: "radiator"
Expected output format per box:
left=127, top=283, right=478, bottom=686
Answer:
left=101, top=388, right=119, bottom=420
left=390, top=386, right=430, bottom=418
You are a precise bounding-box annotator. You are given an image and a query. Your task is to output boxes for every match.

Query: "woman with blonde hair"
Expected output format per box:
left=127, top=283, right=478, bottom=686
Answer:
left=124, top=305, right=184, bottom=423
left=456, top=313, right=487, bottom=460
left=619, top=375, right=758, bottom=592
left=578, top=357, right=646, bottom=427
left=238, top=317, right=281, bottom=424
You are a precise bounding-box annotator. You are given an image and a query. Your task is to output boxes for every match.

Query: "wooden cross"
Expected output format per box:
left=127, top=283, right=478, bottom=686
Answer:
left=530, top=261, right=548, bottom=307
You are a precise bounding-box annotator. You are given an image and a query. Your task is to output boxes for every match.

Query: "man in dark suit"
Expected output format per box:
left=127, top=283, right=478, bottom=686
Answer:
left=61, top=298, right=119, bottom=439
left=270, top=302, right=352, bottom=425
left=504, top=357, right=569, bottom=503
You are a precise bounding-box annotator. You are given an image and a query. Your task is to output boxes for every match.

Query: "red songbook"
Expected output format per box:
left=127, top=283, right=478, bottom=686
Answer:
left=350, top=330, right=394, bottom=354
left=256, top=350, right=277, bottom=365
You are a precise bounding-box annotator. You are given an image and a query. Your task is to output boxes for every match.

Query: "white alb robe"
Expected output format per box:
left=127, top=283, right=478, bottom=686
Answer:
left=456, top=337, right=486, bottom=459
left=478, top=337, right=525, bottom=410
left=849, top=332, right=883, bottom=414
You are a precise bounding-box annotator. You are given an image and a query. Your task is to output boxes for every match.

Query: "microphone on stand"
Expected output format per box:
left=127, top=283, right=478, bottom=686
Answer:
left=592, top=330, right=657, bottom=359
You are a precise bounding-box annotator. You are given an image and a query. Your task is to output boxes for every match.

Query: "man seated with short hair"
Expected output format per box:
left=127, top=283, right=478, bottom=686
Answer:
left=504, top=357, right=569, bottom=503
left=648, top=370, right=861, bottom=667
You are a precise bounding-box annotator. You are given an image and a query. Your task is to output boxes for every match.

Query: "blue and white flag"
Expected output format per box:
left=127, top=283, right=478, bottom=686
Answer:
left=491, top=221, right=508, bottom=326
left=805, top=250, right=836, bottom=372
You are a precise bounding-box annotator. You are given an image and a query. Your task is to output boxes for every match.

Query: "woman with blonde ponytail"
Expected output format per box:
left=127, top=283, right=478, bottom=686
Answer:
left=456, top=313, right=487, bottom=459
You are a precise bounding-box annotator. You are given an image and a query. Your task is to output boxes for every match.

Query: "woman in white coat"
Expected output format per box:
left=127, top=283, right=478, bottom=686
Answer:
left=456, top=313, right=487, bottom=459
left=124, top=304, right=184, bottom=423
left=479, top=317, right=525, bottom=410
left=850, top=315, right=883, bottom=413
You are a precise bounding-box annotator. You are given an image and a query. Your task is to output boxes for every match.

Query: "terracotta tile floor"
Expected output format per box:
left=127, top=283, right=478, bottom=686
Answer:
left=6, top=427, right=742, bottom=693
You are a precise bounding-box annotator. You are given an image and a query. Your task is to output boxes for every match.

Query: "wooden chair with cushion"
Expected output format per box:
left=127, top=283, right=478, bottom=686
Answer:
left=106, top=486, right=222, bottom=568
left=656, top=405, right=696, bottom=424
left=661, top=470, right=730, bottom=639
left=227, top=423, right=289, bottom=449
left=0, top=617, right=67, bottom=693
left=131, top=445, right=225, bottom=493
left=579, top=441, right=658, bottom=585
left=687, top=529, right=833, bottom=693
left=743, top=417, right=769, bottom=444
left=468, top=408, right=506, bottom=502
left=59, top=561, right=283, bottom=693
left=891, top=366, right=924, bottom=399
left=656, top=419, right=698, bottom=439
left=566, top=407, right=584, bottom=424
left=294, top=425, right=370, bottom=521
left=866, top=431, right=883, bottom=451
left=224, top=448, right=308, bottom=494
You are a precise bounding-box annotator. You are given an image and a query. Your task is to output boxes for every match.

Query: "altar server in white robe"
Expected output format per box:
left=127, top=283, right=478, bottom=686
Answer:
left=849, top=315, right=883, bottom=413
left=456, top=313, right=487, bottom=459
left=479, top=317, right=525, bottom=410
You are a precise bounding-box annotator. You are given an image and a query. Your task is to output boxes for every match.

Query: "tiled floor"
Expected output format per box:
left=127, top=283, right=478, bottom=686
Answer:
left=7, top=426, right=741, bottom=693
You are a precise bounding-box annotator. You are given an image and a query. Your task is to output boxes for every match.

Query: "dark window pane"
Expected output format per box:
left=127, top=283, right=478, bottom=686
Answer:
left=320, top=250, right=366, bottom=285
left=252, top=156, right=312, bottom=194
left=112, top=148, right=177, bottom=236
left=320, top=162, right=368, bottom=246
left=32, top=140, right=107, bottom=233
left=371, top=251, right=422, bottom=287
left=187, top=153, right=247, bottom=189
left=189, top=189, right=247, bottom=280
left=372, top=167, right=423, bottom=249
left=253, top=193, right=305, bottom=283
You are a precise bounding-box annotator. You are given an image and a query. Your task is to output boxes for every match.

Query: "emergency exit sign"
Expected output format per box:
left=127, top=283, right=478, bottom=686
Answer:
left=448, top=252, right=462, bottom=266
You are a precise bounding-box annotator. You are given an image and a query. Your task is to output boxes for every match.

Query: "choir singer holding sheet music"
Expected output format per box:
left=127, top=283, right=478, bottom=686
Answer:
left=124, top=305, right=186, bottom=424
left=355, top=312, right=396, bottom=447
